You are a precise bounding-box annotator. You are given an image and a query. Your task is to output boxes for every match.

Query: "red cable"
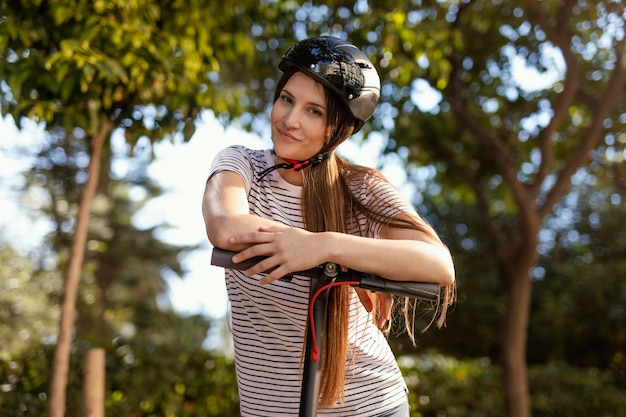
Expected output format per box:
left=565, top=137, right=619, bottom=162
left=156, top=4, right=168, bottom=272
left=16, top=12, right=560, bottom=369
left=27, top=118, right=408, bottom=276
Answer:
left=308, top=281, right=359, bottom=362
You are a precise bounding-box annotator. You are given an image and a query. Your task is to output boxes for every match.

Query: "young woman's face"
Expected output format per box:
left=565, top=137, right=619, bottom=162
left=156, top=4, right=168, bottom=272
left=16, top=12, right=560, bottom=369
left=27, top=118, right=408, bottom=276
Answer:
left=270, top=71, right=328, bottom=161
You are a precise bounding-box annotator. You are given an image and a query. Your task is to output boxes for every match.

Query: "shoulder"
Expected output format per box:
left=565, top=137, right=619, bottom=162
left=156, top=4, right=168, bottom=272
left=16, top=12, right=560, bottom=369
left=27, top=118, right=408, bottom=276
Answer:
left=347, top=166, right=415, bottom=215
left=211, top=146, right=272, bottom=171
left=210, top=146, right=272, bottom=189
left=213, top=145, right=267, bottom=160
left=348, top=167, right=397, bottom=200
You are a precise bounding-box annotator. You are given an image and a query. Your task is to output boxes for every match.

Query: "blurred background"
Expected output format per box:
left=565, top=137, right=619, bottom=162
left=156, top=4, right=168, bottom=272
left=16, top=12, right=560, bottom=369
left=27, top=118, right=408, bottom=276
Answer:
left=1, top=1, right=625, bottom=416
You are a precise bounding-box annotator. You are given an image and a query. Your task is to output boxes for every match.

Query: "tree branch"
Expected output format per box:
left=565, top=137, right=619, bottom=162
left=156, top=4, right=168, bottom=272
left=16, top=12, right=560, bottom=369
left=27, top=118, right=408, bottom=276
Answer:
left=448, top=49, right=541, bottom=241
left=429, top=139, right=509, bottom=252
left=539, top=37, right=625, bottom=218
left=525, top=0, right=581, bottom=198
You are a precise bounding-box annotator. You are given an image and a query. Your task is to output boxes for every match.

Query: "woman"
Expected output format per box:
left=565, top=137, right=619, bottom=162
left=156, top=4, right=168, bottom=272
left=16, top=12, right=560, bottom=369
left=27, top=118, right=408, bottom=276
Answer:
left=202, top=36, right=455, bottom=417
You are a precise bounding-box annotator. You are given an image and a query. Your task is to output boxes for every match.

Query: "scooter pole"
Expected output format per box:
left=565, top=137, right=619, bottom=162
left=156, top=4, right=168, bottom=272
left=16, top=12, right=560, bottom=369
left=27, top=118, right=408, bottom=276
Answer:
left=298, top=262, right=339, bottom=417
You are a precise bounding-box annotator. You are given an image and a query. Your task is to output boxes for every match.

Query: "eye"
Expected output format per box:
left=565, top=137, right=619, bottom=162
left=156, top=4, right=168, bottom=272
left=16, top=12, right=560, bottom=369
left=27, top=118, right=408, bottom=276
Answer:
left=310, top=107, right=323, bottom=117
left=280, top=94, right=293, bottom=104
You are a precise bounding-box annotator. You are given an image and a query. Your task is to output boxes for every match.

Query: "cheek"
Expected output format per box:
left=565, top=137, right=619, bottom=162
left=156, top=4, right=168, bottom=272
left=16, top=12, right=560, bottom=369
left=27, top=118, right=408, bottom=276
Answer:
left=270, top=105, right=280, bottom=124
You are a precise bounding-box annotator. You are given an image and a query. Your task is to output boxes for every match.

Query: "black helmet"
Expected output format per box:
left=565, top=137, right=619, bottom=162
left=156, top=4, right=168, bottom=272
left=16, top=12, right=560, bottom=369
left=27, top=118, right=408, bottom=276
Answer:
left=278, top=36, right=380, bottom=134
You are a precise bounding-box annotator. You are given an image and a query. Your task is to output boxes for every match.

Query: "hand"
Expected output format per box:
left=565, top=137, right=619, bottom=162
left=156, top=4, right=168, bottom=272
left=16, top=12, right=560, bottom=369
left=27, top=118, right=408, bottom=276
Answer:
left=355, top=288, right=394, bottom=328
left=229, top=226, right=328, bottom=284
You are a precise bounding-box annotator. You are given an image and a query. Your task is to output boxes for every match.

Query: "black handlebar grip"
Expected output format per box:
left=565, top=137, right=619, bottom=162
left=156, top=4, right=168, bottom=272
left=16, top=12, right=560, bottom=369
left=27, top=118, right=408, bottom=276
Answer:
left=210, top=248, right=265, bottom=271
left=210, top=248, right=319, bottom=280
left=358, top=275, right=440, bottom=301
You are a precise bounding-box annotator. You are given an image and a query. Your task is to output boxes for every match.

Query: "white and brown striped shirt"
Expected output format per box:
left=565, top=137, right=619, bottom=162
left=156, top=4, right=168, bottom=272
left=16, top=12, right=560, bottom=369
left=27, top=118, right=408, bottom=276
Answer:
left=210, top=145, right=414, bottom=416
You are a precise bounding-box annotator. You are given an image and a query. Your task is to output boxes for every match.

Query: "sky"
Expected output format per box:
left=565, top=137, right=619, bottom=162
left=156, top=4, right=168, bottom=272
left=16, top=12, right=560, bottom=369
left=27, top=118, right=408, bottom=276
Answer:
left=0, top=110, right=405, bottom=324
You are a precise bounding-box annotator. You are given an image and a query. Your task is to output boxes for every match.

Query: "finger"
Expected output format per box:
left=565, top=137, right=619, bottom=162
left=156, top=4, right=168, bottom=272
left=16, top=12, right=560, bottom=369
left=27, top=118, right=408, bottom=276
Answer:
left=232, top=242, right=272, bottom=264
left=259, top=265, right=291, bottom=285
left=229, top=231, right=273, bottom=246
left=243, top=255, right=280, bottom=277
left=257, top=225, right=286, bottom=233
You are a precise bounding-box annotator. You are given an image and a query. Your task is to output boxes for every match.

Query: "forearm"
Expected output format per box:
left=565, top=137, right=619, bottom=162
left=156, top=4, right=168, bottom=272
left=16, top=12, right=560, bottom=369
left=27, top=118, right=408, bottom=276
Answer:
left=321, top=232, right=455, bottom=286
left=204, top=212, right=283, bottom=252
left=202, top=171, right=285, bottom=251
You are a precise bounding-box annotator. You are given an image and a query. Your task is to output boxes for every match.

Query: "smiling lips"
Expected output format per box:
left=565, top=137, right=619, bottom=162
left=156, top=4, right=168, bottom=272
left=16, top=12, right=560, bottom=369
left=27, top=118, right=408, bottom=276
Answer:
left=276, top=126, right=300, bottom=142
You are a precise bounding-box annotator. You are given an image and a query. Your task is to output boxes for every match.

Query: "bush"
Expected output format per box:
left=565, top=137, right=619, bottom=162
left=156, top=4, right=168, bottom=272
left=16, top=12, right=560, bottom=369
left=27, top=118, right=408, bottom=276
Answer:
left=3, top=348, right=625, bottom=416
left=399, top=353, right=626, bottom=417
left=0, top=341, right=239, bottom=417
left=400, top=353, right=502, bottom=417
left=529, top=362, right=626, bottom=417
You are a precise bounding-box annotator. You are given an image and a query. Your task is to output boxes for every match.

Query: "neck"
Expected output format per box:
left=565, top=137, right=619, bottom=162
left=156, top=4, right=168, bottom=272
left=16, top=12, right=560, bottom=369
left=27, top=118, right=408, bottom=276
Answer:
left=275, top=156, right=305, bottom=186
left=258, top=151, right=331, bottom=185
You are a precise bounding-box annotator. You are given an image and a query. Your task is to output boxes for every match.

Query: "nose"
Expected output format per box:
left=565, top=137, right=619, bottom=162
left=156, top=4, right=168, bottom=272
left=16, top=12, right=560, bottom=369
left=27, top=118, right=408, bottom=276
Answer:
left=283, top=108, right=300, bottom=129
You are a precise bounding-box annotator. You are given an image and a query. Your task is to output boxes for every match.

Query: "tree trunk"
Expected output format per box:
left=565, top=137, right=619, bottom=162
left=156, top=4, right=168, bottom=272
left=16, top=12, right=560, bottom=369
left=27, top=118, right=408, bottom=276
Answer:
left=501, top=253, right=536, bottom=417
left=49, top=121, right=114, bottom=417
left=83, top=348, right=105, bottom=417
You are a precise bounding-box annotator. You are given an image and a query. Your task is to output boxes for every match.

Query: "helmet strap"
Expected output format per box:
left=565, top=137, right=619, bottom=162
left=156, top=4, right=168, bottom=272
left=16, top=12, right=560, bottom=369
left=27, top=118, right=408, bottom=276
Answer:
left=257, top=152, right=331, bottom=180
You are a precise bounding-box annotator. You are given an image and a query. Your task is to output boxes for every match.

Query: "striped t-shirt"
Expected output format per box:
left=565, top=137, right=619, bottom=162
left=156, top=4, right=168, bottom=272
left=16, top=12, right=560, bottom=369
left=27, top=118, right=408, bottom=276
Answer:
left=209, top=145, right=415, bottom=417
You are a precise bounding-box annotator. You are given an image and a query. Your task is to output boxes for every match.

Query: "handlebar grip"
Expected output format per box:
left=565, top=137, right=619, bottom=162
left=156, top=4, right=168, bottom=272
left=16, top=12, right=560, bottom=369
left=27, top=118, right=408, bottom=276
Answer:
left=358, top=275, right=440, bottom=301
left=210, top=248, right=315, bottom=280
left=210, top=248, right=266, bottom=271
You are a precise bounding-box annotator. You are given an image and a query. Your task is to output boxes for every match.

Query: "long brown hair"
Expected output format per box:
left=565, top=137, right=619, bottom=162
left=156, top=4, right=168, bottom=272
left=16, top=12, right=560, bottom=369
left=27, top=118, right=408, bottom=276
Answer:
left=274, top=69, right=455, bottom=408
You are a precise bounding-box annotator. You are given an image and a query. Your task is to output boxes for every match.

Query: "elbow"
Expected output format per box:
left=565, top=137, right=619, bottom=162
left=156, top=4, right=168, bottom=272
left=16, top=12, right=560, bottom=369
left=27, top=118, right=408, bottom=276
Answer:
left=206, top=222, right=234, bottom=250
left=207, top=230, right=231, bottom=251
left=204, top=214, right=253, bottom=252
left=440, top=264, right=456, bottom=287
left=202, top=200, right=237, bottom=250
left=203, top=214, right=234, bottom=250
left=435, top=246, right=456, bottom=287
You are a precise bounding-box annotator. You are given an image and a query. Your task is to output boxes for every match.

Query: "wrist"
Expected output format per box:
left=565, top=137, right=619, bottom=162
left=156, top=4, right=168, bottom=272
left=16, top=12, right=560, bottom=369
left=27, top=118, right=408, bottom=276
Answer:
left=318, top=231, right=340, bottom=264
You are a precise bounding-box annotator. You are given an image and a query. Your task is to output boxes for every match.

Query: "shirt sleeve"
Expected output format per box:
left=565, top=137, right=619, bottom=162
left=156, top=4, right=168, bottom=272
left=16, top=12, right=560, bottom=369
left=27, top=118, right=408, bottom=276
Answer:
left=353, top=173, right=419, bottom=238
left=208, top=145, right=254, bottom=193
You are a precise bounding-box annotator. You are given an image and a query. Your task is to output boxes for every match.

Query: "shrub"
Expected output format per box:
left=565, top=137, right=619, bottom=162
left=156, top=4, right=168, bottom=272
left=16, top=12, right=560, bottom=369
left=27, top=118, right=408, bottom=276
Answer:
left=399, top=353, right=626, bottom=417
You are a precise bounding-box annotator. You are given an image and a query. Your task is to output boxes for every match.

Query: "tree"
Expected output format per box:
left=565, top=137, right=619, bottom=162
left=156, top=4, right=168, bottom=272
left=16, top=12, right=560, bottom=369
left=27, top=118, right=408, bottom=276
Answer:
left=1, top=132, right=232, bottom=416
left=0, top=1, right=258, bottom=415
left=387, top=151, right=626, bottom=377
left=530, top=159, right=626, bottom=372
left=377, top=2, right=624, bottom=416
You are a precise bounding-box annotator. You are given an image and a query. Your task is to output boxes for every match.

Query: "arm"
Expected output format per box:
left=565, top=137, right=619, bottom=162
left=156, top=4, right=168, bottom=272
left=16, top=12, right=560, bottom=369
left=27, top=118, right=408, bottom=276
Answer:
left=204, top=171, right=403, bottom=328
left=202, top=171, right=286, bottom=251
left=229, top=211, right=455, bottom=287
left=325, top=213, right=455, bottom=286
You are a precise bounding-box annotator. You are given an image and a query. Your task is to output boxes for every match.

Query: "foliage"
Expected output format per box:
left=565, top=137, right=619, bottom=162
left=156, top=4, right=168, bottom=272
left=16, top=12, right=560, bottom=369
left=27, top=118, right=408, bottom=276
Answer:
left=3, top=348, right=626, bottom=417
left=528, top=363, right=626, bottom=417
left=0, top=334, right=239, bottom=417
left=399, top=354, right=626, bottom=417
left=0, top=0, right=265, bottom=143
left=18, top=128, right=198, bottom=344
left=0, top=2, right=262, bottom=411
left=0, top=242, right=61, bottom=361
left=367, top=3, right=624, bottom=414
left=388, top=190, right=506, bottom=359
left=529, top=164, right=626, bottom=371
left=390, top=159, right=626, bottom=370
